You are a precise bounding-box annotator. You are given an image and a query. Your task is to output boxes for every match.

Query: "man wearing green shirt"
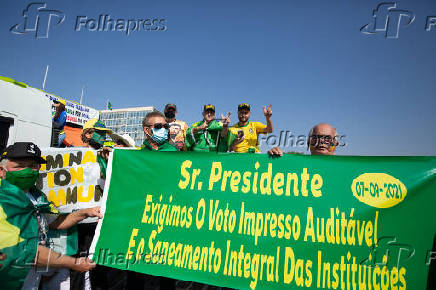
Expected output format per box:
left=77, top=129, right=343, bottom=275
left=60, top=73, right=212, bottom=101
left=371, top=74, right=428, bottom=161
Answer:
left=141, top=111, right=178, bottom=152
left=186, top=104, right=231, bottom=152
left=0, top=142, right=100, bottom=290
left=128, top=111, right=177, bottom=290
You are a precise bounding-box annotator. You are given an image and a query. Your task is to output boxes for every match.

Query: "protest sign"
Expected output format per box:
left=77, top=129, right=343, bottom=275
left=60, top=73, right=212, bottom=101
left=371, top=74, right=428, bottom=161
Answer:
left=38, top=147, right=104, bottom=223
left=29, top=88, right=100, bottom=126
left=91, top=151, right=436, bottom=289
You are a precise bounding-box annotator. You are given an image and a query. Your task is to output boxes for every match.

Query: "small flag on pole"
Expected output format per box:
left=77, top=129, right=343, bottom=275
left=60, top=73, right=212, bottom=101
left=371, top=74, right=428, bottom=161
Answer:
left=107, top=101, right=113, bottom=110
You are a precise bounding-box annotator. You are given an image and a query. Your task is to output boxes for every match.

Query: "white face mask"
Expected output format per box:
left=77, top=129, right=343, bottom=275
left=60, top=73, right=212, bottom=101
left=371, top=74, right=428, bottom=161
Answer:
left=151, top=128, right=168, bottom=144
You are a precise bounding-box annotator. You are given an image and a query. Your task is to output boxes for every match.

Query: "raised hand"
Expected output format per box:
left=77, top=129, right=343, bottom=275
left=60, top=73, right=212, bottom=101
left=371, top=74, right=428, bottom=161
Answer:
left=221, top=112, right=231, bottom=127
left=263, top=104, right=272, bottom=117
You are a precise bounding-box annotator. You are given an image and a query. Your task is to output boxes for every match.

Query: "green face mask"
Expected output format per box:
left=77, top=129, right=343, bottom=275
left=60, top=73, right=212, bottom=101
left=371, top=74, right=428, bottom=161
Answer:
left=5, top=168, right=39, bottom=190
left=92, top=132, right=105, bottom=145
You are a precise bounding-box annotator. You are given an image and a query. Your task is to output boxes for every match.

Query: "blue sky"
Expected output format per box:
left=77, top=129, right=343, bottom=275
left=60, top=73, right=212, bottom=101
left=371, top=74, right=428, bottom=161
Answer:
left=1, top=0, right=436, bottom=155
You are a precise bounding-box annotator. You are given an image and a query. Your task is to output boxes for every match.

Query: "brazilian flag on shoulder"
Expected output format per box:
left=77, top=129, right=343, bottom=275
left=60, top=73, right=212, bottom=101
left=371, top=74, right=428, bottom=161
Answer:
left=0, top=179, right=38, bottom=290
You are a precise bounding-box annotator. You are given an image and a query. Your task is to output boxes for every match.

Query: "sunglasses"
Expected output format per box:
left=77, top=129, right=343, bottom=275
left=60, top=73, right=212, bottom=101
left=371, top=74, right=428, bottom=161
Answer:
left=309, top=135, right=335, bottom=146
left=146, top=123, right=169, bottom=130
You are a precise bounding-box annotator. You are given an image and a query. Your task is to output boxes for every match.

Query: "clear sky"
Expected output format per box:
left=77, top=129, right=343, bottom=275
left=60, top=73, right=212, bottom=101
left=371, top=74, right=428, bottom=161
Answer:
left=2, top=0, right=436, bottom=155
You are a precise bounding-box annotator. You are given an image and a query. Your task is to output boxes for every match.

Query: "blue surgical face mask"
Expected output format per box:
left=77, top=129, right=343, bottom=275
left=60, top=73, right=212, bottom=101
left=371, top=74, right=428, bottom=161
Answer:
left=151, top=127, right=168, bottom=144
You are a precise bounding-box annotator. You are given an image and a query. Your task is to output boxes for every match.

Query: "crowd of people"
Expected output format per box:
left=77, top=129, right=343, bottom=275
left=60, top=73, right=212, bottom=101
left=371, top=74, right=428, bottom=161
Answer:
left=0, top=102, right=342, bottom=290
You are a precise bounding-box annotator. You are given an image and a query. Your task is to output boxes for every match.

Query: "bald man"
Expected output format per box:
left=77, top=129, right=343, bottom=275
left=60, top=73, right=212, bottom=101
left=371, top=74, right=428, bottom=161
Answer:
left=268, top=123, right=339, bottom=156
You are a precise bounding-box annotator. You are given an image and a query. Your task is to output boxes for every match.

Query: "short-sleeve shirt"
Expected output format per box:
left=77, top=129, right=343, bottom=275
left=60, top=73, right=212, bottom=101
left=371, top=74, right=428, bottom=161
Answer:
left=168, top=120, right=188, bottom=150
left=228, top=121, right=267, bottom=153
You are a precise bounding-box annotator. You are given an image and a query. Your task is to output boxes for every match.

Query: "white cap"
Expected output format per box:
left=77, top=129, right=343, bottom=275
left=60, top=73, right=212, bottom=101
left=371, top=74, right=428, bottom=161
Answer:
left=111, top=133, right=136, bottom=147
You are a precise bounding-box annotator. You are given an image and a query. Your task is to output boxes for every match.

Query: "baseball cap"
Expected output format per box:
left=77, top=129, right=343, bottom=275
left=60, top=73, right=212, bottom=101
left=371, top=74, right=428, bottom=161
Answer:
left=54, top=99, right=66, bottom=105
left=1, top=142, right=47, bottom=164
left=164, top=103, right=177, bottom=111
left=203, top=104, right=215, bottom=112
left=238, top=103, right=250, bottom=111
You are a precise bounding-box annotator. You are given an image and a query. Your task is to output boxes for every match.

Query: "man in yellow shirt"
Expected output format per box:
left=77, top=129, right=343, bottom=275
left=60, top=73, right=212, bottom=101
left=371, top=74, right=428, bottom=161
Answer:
left=228, top=103, right=273, bottom=153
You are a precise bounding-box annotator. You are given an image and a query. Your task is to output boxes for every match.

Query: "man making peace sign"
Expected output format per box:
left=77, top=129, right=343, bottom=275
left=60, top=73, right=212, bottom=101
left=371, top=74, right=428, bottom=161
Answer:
left=228, top=103, right=273, bottom=153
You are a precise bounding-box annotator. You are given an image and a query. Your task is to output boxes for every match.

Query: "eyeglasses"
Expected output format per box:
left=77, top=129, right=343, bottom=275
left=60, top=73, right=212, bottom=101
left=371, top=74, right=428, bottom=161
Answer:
left=309, top=135, right=335, bottom=146
left=146, top=123, right=169, bottom=129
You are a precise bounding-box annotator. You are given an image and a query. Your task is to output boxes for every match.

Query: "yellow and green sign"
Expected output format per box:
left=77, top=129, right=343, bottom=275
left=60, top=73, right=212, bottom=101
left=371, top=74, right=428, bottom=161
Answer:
left=91, top=151, right=436, bottom=289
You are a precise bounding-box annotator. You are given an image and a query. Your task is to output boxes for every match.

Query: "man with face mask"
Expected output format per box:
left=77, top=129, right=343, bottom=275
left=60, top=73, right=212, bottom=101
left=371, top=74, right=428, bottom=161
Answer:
left=164, top=103, right=188, bottom=151
left=141, top=110, right=178, bottom=151
left=0, top=142, right=100, bottom=290
left=186, top=104, right=231, bottom=152
left=268, top=123, right=339, bottom=156
left=126, top=111, right=177, bottom=289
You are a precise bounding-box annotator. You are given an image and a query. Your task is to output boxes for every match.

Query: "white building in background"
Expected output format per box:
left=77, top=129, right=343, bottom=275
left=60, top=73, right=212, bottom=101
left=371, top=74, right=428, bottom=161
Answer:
left=99, top=106, right=155, bottom=146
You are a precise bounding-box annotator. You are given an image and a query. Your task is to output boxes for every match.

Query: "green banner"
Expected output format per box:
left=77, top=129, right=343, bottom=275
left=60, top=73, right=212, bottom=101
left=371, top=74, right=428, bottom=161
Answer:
left=91, top=150, right=436, bottom=289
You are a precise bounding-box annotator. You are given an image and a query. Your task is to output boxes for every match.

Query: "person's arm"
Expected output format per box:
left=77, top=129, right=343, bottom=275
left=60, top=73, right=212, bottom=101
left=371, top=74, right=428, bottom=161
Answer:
left=49, top=207, right=102, bottom=230
left=192, top=122, right=208, bottom=134
left=220, top=113, right=231, bottom=139
left=35, top=245, right=95, bottom=272
left=263, top=105, right=273, bottom=133
left=185, top=126, right=195, bottom=150
left=59, top=111, right=67, bottom=126
left=229, top=130, right=244, bottom=152
left=181, top=123, right=189, bottom=151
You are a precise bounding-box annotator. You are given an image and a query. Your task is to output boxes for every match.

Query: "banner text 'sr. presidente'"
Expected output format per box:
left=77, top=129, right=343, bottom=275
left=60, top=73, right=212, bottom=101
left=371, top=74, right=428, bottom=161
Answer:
left=178, top=160, right=324, bottom=198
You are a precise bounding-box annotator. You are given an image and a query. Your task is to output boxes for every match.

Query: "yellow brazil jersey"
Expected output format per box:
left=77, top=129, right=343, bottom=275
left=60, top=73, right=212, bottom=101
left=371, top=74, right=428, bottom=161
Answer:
left=229, top=121, right=267, bottom=153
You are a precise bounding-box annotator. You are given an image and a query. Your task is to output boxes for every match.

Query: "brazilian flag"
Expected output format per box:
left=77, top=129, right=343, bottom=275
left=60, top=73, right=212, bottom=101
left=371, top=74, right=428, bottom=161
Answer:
left=0, top=179, right=39, bottom=289
left=107, top=101, right=113, bottom=110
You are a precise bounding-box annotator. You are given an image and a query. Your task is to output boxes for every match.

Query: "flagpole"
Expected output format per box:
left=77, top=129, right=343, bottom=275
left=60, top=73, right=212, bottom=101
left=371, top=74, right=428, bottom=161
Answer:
left=42, top=65, right=49, bottom=90
left=80, top=85, right=85, bottom=104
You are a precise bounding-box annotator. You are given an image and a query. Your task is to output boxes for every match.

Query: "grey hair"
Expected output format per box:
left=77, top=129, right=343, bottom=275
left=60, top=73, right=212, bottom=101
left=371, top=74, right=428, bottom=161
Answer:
left=0, top=158, right=9, bottom=167
left=142, top=110, right=165, bottom=128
